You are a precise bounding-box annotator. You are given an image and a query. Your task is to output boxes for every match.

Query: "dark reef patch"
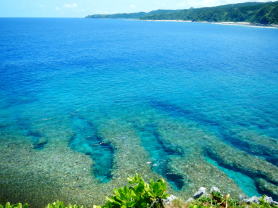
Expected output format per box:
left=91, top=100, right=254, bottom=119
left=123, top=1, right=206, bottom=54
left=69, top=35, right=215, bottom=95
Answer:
left=205, top=149, right=278, bottom=185
left=26, top=131, right=47, bottom=150
left=4, top=96, right=37, bottom=109
left=205, top=148, right=278, bottom=200
left=255, top=178, right=278, bottom=201
left=132, top=122, right=185, bottom=190
left=149, top=100, right=220, bottom=127
left=0, top=86, right=38, bottom=109
left=15, top=118, right=47, bottom=150
left=219, top=130, right=278, bottom=166
left=69, top=115, right=114, bottom=183
left=205, top=155, right=259, bottom=197
left=149, top=100, right=278, bottom=166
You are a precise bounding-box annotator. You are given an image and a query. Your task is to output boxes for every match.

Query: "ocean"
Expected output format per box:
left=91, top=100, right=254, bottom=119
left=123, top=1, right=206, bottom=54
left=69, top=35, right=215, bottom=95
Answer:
left=0, top=18, right=277, bottom=207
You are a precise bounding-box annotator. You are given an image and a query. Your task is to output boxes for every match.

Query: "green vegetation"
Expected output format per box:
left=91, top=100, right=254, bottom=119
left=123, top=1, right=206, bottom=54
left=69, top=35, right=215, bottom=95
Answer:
left=0, top=203, right=29, bottom=208
left=98, top=174, right=168, bottom=208
left=86, top=1, right=278, bottom=25
left=0, top=202, right=84, bottom=208
left=170, top=194, right=277, bottom=208
left=166, top=191, right=278, bottom=208
left=46, top=201, right=84, bottom=208
left=1, top=175, right=278, bottom=208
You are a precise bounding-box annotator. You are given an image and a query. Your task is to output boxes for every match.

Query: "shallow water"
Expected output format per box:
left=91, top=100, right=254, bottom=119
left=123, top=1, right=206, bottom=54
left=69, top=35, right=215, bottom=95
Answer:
left=0, top=18, right=277, bottom=206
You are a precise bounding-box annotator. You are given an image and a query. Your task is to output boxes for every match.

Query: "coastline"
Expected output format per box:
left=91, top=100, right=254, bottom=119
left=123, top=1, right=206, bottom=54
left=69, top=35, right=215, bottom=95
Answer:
left=141, top=19, right=278, bottom=29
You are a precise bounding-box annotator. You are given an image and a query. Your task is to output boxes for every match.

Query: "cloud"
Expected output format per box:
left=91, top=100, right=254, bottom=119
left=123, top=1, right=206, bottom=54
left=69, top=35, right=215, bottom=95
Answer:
left=64, top=3, right=78, bottom=9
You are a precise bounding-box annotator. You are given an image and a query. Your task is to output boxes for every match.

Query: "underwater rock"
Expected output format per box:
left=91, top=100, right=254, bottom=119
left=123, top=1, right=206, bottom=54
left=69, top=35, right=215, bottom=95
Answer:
left=262, top=196, right=278, bottom=205
left=264, top=196, right=274, bottom=204
left=193, top=187, right=207, bottom=199
left=255, top=178, right=278, bottom=201
left=228, top=129, right=278, bottom=166
left=243, top=196, right=278, bottom=205
left=243, top=196, right=260, bottom=204
left=206, top=146, right=278, bottom=186
left=33, top=137, right=48, bottom=150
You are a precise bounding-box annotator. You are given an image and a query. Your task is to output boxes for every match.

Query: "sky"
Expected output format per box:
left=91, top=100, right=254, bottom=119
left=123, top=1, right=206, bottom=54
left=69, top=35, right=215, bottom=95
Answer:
left=0, top=0, right=272, bottom=17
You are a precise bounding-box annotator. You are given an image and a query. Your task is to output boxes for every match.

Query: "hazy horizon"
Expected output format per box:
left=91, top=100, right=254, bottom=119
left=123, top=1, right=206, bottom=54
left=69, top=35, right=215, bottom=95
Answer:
left=0, top=0, right=274, bottom=18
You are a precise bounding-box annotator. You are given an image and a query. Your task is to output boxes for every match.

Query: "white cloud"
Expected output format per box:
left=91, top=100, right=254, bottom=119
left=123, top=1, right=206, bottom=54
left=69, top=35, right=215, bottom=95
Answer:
left=64, top=3, right=78, bottom=9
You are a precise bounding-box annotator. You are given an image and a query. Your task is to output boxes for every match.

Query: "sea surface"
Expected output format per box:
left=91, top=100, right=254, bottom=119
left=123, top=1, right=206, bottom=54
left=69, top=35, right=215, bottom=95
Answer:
left=0, top=18, right=278, bottom=207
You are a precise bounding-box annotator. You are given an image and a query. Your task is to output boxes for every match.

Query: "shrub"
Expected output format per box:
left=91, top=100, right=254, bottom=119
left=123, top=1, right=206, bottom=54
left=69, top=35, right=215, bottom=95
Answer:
left=46, top=201, right=84, bottom=208
left=250, top=196, right=275, bottom=208
left=186, top=193, right=278, bottom=208
left=0, top=203, right=29, bottom=208
left=99, top=174, right=169, bottom=208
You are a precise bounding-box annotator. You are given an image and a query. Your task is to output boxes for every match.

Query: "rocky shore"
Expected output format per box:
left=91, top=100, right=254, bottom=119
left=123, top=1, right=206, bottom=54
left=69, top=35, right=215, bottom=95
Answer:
left=164, top=186, right=278, bottom=207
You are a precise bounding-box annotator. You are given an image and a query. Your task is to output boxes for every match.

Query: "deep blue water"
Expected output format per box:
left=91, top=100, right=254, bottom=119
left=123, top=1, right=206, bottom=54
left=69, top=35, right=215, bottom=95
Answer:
left=0, top=18, right=278, bottom=202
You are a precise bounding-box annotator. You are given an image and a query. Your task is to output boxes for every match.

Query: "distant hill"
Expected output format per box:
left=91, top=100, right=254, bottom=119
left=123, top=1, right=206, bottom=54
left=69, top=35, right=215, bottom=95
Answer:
left=86, top=1, right=278, bottom=25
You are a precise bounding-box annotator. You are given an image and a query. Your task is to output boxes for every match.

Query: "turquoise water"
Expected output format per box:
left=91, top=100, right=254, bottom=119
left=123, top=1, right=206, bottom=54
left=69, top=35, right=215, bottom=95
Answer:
left=206, top=157, right=259, bottom=197
left=0, top=18, right=278, bottom=206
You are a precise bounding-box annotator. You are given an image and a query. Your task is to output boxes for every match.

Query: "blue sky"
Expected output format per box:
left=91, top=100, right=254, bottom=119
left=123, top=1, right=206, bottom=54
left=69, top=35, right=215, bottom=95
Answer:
left=0, top=0, right=271, bottom=17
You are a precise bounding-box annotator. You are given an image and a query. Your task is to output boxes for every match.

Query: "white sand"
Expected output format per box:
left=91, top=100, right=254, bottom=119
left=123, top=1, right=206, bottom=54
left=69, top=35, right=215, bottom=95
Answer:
left=140, top=19, right=278, bottom=29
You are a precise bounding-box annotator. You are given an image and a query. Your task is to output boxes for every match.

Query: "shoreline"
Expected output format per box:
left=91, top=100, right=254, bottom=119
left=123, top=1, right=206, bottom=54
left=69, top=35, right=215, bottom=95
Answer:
left=141, top=19, right=278, bottom=29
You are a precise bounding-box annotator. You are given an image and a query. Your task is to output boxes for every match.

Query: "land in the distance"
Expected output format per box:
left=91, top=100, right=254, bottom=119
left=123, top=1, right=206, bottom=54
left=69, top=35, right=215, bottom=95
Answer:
left=86, top=1, right=278, bottom=26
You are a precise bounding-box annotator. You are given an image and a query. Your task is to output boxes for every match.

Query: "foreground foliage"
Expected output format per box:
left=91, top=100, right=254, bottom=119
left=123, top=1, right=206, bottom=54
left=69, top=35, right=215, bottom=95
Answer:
left=0, top=203, right=29, bottom=208
left=1, top=175, right=278, bottom=208
left=98, top=174, right=169, bottom=208
left=46, top=201, right=84, bottom=208
left=169, top=192, right=277, bottom=208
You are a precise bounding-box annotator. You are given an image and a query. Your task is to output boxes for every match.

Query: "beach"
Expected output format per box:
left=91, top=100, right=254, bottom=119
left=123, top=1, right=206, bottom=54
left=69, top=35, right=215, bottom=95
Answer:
left=141, top=19, right=278, bottom=28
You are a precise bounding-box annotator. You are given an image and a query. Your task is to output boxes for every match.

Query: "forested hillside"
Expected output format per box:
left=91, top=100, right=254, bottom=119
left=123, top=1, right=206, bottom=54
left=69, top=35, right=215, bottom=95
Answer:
left=87, top=1, right=278, bottom=25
